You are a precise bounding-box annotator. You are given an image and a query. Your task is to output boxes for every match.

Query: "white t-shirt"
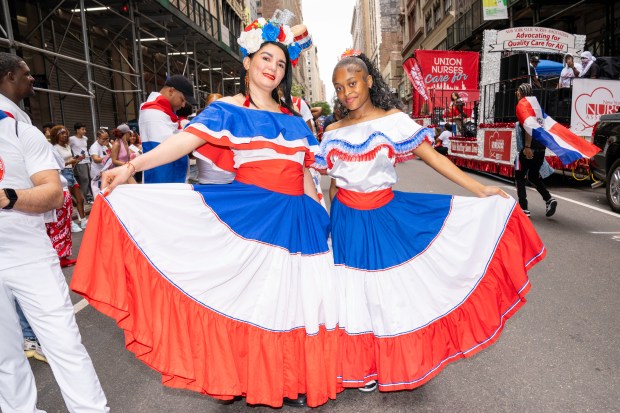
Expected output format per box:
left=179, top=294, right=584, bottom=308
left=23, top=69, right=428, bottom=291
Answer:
left=298, top=99, right=313, bottom=122
left=0, top=116, right=60, bottom=270
left=139, top=92, right=181, bottom=145
left=89, top=141, right=109, bottom=178
left=559, top=62, right=583, bottom=88
left=54, top=144, right=74, bottom=166
left=0, top=93, right=31, bottom=124
left=69, top=135, right=90, bottom=164
left=437, top=130, right=452, bottom=147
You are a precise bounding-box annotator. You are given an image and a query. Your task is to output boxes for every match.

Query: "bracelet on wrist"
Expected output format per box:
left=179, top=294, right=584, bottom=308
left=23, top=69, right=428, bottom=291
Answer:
left=524, top=146, right=531, bottom=149
left=126, top=161, right=136, bottom=176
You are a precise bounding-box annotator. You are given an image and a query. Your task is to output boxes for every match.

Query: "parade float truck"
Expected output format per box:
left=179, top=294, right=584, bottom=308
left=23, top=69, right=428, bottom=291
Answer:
left=405, top=27, right=620, bottom=180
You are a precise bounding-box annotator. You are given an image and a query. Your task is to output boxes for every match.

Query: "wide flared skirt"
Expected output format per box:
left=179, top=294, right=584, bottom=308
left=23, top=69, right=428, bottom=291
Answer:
left=71, top=182, right=340, bottom=407
left=330, top=191, right=545, bottom=391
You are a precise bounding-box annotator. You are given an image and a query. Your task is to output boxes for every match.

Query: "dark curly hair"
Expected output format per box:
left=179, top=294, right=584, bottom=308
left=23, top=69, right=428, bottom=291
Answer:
left=334, top=53, right=403, bottom=114
left=239, top=41, right=299, bottom=117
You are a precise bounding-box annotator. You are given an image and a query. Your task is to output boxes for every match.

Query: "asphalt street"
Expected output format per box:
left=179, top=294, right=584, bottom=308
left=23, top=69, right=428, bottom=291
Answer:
left=28, top=159, right=620, bottom=413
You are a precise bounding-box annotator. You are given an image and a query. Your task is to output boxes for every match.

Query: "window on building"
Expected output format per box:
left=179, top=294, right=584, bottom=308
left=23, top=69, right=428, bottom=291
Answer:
left=425, top=12, right=433, bottom=33
left=408, top=8, right=417, bottom=39
left=445, top=0, right=452, bottom=13
left=434, top=3, right=442, bottom=23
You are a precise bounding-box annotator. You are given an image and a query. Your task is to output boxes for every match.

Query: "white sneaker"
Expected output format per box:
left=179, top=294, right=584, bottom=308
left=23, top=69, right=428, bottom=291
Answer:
left=23, top=338, right=37, bottom=358
left=71, top=221, right=83, bottom=233
left=80, top=218, right=88, bottom=229
left=358, top=380, right=378, bottom=393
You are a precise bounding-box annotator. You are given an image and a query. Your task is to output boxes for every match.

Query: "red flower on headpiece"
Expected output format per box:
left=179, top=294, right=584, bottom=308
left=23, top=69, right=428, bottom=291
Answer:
left=245, top=21, right=259, bottom=31
left=340, top=49, right=362, bottom=59
left=277, top=27, right=286, bottom=42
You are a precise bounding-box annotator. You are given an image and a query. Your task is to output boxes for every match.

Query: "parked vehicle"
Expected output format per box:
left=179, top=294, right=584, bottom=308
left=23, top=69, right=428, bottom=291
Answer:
left=591, top=113, right=620, bottom=213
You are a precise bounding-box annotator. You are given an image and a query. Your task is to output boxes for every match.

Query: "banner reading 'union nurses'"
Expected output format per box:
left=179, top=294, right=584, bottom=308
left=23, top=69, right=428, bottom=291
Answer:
left=414, top=50, right=479, bottom=92
left=408, top=50, right=480, bottom=117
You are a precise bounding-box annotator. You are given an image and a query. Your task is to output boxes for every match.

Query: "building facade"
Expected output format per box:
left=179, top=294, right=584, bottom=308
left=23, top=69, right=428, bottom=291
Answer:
left=257, top=0, right=326, bottom=102
left=305, top=45, right=326, bottom=103
left=0, top=0, right=246, bottom=132
left=351, top=0, right=403, bottom=103
left=400, top=0, right=619, bottom=113
left=400, top=0, right=458, bottom=112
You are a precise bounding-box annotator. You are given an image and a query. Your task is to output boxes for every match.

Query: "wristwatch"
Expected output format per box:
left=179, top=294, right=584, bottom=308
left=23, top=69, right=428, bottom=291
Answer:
left=2, top=188, right=18, bottom=210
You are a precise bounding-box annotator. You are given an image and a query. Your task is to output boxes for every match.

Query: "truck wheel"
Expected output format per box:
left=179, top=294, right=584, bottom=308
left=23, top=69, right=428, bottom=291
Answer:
left=606, top=159, right=620, bottom=213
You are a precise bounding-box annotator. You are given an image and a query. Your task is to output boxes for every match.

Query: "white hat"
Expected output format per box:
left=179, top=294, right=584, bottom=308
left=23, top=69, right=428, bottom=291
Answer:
left=580, top=51, right=596, bottom=61
left=116, top=123, right=131, bottom=133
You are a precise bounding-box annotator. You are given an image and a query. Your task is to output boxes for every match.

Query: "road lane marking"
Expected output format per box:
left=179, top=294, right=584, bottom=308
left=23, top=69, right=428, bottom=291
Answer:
left=589, top=232, right=620, bottom=241
left=73, top=298, right=89, bottom=314
left=501, top=186, right=620, bottom=219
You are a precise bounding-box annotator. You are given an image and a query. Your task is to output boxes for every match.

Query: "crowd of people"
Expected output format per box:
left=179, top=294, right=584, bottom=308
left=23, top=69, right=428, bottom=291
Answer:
left=1, top=12, right=552, bottom=413
left=529, top=50, right=601, bottom=89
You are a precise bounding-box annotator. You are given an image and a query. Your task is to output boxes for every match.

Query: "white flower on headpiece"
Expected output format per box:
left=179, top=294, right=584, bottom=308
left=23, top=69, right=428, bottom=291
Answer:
left=281, top=25, right=294, bottom=46
left=238, top=28, right=264, bottom=54
left=257, top=17, right=267, bottom=26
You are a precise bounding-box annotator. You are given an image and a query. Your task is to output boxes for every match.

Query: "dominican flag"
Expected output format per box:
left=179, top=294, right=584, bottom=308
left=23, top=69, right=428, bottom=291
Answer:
left=516, top=96, right=600, bottom=166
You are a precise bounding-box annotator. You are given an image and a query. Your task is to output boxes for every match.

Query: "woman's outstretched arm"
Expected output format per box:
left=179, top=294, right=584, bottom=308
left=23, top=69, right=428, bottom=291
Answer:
left=102, top=131, right=205, bottom=193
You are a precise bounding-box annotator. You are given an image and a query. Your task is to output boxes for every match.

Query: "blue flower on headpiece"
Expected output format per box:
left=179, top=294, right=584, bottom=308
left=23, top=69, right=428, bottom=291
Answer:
left=288, top=42, right=302, bottom=61
left=240, top=47, right=248, bottom=57
left=262, top=22, right=281, bottom=42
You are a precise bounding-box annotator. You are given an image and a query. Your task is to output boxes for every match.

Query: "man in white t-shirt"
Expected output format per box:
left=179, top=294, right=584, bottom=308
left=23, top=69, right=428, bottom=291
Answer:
left=69, top=121, right=93, bottom=202
left=0, top=52, right=109, bottom=413
left=435, top=122, right=453, bottom=156
left=89, top=129, right=111, bottom=197
left=139, top=74, right=196, bottom=183
left=292, top=95, right=316, bottom=135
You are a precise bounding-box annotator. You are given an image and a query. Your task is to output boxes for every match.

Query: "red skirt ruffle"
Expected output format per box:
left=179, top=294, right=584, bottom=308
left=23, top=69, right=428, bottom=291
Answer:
left=71, top=199, right=340, bottom=407
left=336, top=208, right=545, bottom=391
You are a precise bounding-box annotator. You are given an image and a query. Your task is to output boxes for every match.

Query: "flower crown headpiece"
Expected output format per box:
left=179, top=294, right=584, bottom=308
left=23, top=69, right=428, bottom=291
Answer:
left=237, top=10, right=311, bottom=67
left=340, top=49, right=362, bottom=60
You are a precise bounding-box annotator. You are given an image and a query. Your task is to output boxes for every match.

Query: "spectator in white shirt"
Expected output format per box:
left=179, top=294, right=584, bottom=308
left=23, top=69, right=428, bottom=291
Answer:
left=0, top=51, right=109, bottom=413
left=435, top=122, right=453, bottom=156
left=89, top=129, right=111, bottom=197
left=50, top=124, right=88, bottom=229
left=69, top=122, right=93, bottom=202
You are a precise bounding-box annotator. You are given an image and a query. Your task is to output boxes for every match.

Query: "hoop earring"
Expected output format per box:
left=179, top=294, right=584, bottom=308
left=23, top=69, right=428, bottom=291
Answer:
left=244, top=73, right=251, bottom=107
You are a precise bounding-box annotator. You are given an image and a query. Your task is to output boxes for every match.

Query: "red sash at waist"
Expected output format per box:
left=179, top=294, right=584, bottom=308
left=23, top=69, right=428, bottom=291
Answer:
left=235, top=160, right=304, bottom=195
left=336, top=187, right=394, bottom=210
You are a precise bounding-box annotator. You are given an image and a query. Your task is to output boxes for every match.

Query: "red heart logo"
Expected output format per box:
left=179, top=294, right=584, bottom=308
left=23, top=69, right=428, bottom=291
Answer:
left=574, top=87, right=616, bottom=128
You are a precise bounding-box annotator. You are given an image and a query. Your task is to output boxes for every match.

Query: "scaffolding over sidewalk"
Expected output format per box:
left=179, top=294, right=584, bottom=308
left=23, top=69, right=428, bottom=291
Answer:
left=0, top=0, right=245, bottom=132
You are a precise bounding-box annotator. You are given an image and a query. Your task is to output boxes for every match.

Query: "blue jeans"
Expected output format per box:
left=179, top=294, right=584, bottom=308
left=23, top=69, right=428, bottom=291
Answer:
left=15, top=300, right=36, bottom=340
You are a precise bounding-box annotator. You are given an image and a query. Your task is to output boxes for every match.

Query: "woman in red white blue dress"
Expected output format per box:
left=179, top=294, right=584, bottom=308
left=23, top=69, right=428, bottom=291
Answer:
left=70, top=17, right=339, bottom=408
left=314, top=52, right=546, bottom=393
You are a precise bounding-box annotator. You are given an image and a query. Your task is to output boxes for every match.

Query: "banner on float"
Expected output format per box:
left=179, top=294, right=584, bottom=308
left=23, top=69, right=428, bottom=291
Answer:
left=483, top=0, right=508, bottom=21
left=408, top=50, right=480, bottom=117
left=403, top=57, right=430, bottom=101
left=570, top=78, right=620, bottom=136
left=489, top=27, right=581, bottom=54
left=414, top=50, right=480, bottom=91
left=451, top=141, right=479, bottom=156
left=483, top=130, right=512, bottom=161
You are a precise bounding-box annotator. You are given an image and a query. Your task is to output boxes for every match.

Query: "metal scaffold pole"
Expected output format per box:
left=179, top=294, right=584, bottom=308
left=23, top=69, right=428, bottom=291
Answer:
left=193, top=39, right=199, bottom=106
left=1, top=0, right=15, bottom=54
left=79, top=0, right=98, bottom=136
left=130, top=0, right=145, bottom=105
